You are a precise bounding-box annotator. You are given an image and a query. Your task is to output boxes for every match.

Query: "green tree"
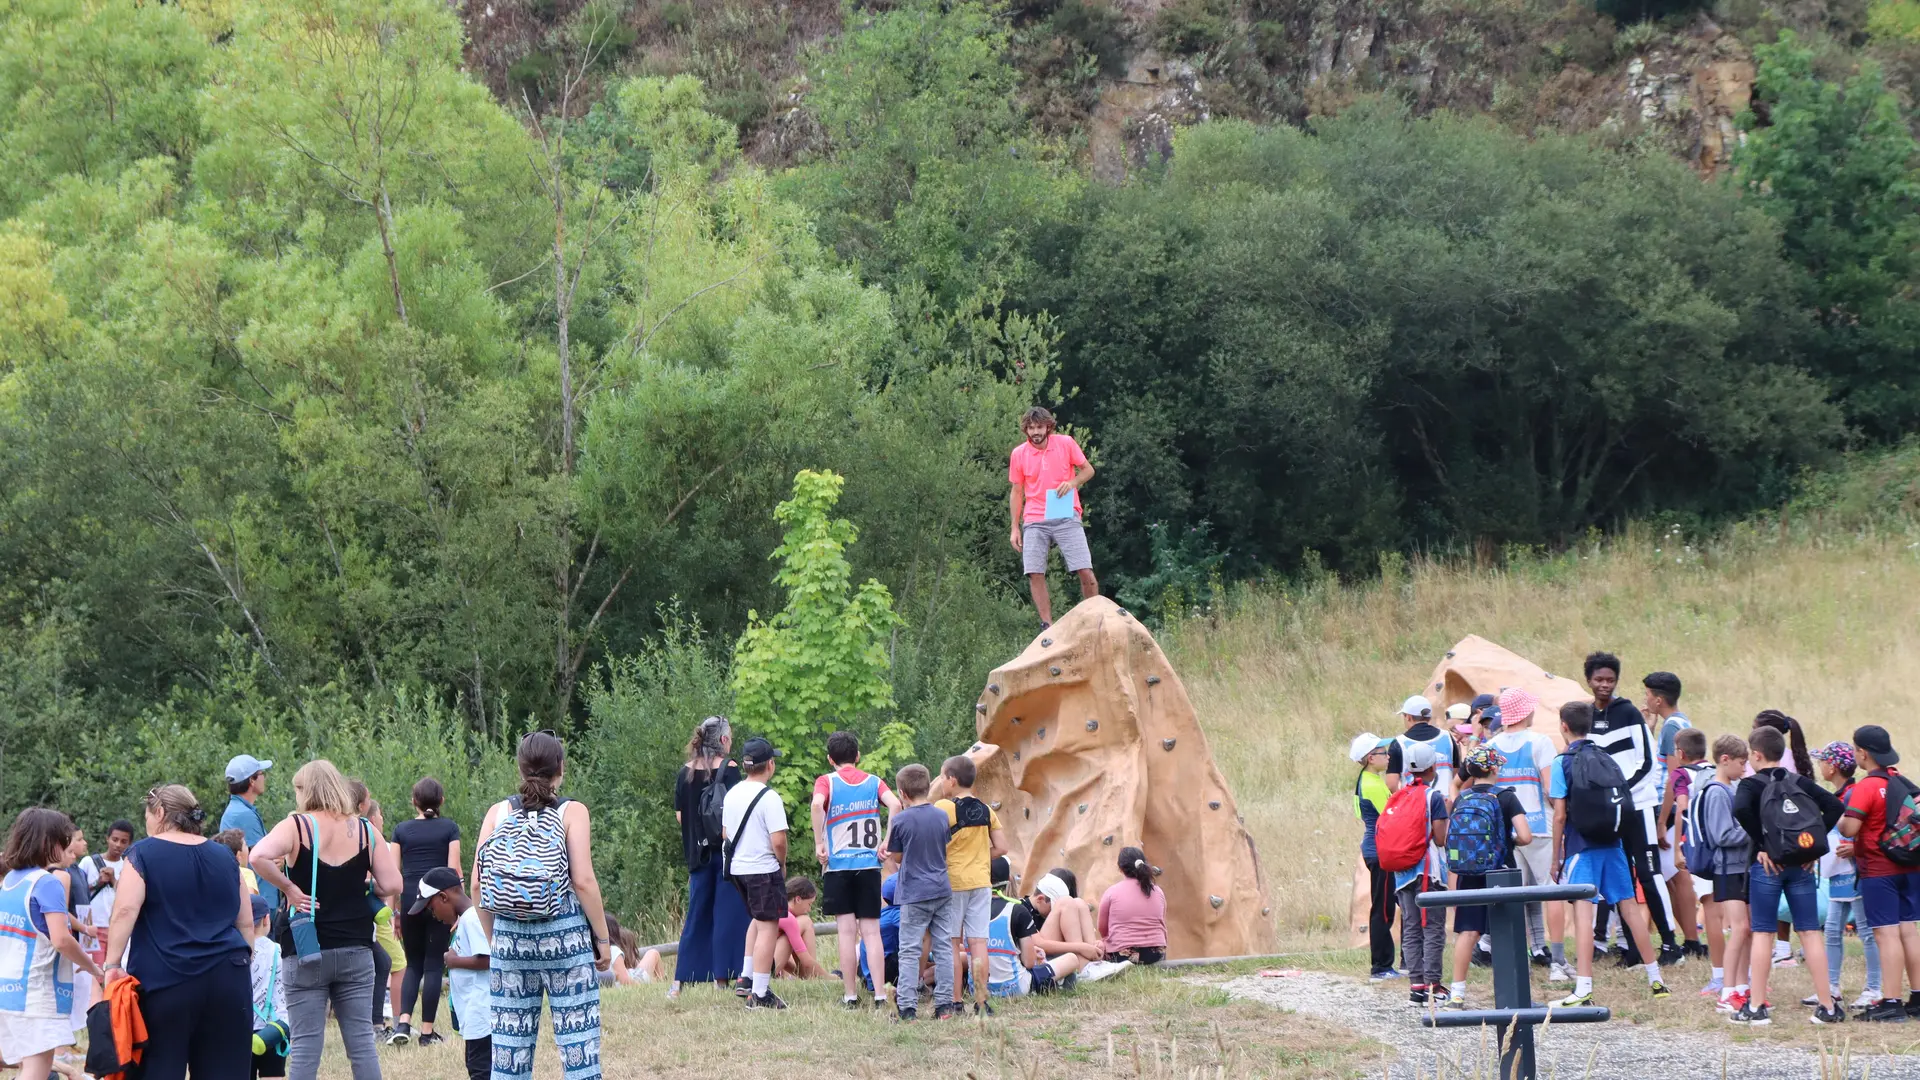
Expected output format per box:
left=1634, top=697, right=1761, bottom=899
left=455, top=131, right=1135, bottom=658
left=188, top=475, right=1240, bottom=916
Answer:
left=730, top=470, right=908, bottom=811
left=1735, top=33, right=1920, bottom=438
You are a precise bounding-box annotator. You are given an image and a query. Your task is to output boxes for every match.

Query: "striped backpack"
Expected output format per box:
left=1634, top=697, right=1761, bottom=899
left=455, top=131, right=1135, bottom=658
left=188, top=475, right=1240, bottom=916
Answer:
left=475, top=795, right=572, bottom=920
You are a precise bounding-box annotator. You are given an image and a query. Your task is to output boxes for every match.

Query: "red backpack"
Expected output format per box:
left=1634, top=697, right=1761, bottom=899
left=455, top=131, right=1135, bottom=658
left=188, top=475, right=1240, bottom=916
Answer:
left=1375, top=780, right=1433, bottom=873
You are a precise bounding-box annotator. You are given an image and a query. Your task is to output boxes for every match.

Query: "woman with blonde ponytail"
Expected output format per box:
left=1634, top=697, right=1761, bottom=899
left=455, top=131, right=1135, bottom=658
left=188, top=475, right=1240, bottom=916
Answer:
left=1097, top=846, right=1168, bottom=965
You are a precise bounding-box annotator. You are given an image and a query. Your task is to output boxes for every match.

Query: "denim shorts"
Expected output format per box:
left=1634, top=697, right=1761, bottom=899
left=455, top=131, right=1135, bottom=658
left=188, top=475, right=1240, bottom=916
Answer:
left=1861, top=872, right=1920, bottom=929
left=1749, top=861, right=1820, bottom=933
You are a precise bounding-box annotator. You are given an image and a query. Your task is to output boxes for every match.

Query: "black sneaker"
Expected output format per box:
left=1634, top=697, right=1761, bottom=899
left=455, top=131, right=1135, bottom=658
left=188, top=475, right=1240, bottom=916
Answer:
left=746, top=990, right=788, bottom=1010
left=416, top=1031, right=445, bottom=1048
left=734, top=976, right=752, bottom=998
left=1906, top=994, right=1920, bottom=1018
left=973, top=1001, right=995, bottom=1017
left=842, top=996, right=861, bottom=1011
left=1684, top=940, right=1710, bottom=960
left=1407, top=986, right=1430, bottom=1007
left=1864, top=999, right=1911, bottom=1023
left=1812, top=1005, right=1847, bottom=1025
left=1615, top=948, right=1643, bottom=968
left=874, top=996, right=890, bottom=1012
left=933, top=1003, right=962, bottom=1020
left=1730, top=1002, right=1772, bottom=1025
left=1801, top=995, right=1821, bottom=1007
left=896, top=1005, right=918, bottom=1022
left=1530, top=949, right=1551, bottom=968
left=1470, top=949, right=1493, bottom=969
left=1658, top=943, right=1684, bottom=967
left=384, top=1024, right=411, bottom=1047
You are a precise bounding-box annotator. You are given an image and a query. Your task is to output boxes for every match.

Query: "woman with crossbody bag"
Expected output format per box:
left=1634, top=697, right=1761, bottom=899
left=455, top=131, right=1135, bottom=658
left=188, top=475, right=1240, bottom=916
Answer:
left=472, top=732, right=612, bottom=1080
left=248, top=761, right=401, bottom=1080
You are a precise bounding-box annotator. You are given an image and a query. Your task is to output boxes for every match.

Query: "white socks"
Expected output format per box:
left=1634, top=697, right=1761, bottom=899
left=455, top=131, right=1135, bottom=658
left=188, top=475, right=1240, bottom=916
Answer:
left=1450, top=981, right=1466, bottom=998
left=1645, top=962, right=1662, bottom=986
left=752, top=970, right=771, bottom=997
left=1575, top=976, right=1593, bottom=996
left=1711, top=966, right=1724, bottom=982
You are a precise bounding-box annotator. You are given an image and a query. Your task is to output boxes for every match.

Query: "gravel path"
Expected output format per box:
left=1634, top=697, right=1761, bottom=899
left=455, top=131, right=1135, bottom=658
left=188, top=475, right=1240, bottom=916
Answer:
left=1207, top=971, right=1920, bottom=1080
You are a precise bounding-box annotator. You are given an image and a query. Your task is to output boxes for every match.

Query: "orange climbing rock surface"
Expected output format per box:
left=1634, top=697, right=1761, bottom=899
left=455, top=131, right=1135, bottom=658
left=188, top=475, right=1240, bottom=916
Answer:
left=965, top=597, right=1275, bottom=959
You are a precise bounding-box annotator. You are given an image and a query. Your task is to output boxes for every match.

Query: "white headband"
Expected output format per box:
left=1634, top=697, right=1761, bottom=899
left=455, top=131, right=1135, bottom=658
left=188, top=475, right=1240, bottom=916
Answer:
left=1035, top=874, right=1070, bottom=902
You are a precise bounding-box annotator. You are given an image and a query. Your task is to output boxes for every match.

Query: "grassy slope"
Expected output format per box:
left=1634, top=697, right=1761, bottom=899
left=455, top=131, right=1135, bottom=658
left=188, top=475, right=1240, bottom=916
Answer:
left=1167, top=520, right=1920, bottom=944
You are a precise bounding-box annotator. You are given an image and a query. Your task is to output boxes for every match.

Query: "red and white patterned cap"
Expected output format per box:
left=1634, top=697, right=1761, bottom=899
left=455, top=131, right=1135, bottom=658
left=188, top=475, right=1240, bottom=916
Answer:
left=1497, top=686, right=1538, bottom=725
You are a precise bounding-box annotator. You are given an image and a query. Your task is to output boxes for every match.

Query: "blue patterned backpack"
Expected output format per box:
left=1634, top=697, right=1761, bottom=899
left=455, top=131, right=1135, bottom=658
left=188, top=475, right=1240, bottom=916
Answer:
left=475, top=796, right=572, bottom=920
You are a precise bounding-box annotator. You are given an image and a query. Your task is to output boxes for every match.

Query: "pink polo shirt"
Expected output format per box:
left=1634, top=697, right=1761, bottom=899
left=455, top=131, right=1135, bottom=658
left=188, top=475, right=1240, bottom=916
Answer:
left=1097, top=881, right=1167, bottom=951
left=1008, top=434, right=1088, bottom=523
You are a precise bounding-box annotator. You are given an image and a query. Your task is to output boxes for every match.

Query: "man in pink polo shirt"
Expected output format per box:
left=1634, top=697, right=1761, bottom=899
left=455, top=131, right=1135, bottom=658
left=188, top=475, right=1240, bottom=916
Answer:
left=1008, top=407, right=1098, bottom=628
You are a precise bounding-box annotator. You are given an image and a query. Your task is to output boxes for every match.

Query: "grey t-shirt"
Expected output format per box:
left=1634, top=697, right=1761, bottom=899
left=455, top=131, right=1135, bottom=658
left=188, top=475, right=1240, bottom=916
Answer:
left=886, top=803, right=953, bottom=905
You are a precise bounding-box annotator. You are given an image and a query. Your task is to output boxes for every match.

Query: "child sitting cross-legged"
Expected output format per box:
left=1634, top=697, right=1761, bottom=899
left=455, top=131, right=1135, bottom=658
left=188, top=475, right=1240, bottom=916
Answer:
left=1442, top=745, right=1533, bottom=1009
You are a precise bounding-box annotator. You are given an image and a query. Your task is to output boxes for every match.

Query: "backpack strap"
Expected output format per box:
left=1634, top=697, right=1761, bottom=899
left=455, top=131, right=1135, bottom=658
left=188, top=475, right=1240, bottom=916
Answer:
left=729, top=786, right=772, bottom=876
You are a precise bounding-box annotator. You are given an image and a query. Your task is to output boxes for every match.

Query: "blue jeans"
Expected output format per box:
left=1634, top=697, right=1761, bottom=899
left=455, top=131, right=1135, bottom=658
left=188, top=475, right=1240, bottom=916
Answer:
left=1826, top=889, right=1882, bottom=995
left=1749, top=861, right=1821, bottom=933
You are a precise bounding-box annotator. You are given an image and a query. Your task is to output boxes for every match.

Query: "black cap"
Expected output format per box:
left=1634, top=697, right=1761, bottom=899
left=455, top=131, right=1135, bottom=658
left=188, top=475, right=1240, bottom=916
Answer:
left=740, top=737, right=781, bottom=769
left=1856, top=725, right=1900, bottom=767
left=408, top=866, right=463, bottom=914
left=991, top=855, right=1011, bottom=887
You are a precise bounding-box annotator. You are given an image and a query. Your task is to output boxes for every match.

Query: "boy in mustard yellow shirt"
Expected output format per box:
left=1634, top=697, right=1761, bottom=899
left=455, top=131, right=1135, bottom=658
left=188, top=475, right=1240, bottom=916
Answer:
left=937, top=755, right=1007, bottom=1016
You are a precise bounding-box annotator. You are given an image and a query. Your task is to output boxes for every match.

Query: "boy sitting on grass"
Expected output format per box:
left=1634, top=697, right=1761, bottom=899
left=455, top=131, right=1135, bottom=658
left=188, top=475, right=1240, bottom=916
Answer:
left=775, top=877, right=829, bottom=980
left=1551, top=701, right=1669, bottom=1007
left=416, top=867, right=490, bottom=1080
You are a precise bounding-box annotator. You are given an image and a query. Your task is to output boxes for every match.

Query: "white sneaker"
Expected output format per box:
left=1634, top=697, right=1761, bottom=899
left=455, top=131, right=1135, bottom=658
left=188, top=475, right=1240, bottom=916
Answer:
left=1856, top=989, right=1883, bottom=1009
left=1772, top=941, right=1792, bottom=964
left=1079, top=959, right=1132, bottom=984
left=1548, top=963, right=1572, bottom=984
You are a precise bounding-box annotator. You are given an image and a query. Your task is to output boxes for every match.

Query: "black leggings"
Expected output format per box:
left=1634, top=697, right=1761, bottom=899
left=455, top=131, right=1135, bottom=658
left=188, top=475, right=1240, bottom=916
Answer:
left=140, top=957, right=252, bottom=1080
left=399, top=907, right=452, bottom=1026
left=372, top=933, right=391, bottom=1027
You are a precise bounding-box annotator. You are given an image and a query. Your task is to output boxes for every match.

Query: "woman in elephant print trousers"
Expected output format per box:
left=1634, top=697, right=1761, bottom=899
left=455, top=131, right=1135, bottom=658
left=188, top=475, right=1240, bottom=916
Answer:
left=473, top=733, right=613, bottom=1080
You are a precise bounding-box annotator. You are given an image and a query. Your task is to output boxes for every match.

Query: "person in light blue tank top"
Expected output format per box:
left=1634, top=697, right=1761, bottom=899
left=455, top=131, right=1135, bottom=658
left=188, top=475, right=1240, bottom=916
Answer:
left=809, top=732, right=901, bottom=1009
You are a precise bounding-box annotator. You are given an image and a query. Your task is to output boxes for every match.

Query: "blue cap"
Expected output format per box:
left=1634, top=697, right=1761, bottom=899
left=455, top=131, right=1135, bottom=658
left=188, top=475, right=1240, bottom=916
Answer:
left=250, top=893, right=272, bottom=923
left=224, top=754, right=273, bottom=785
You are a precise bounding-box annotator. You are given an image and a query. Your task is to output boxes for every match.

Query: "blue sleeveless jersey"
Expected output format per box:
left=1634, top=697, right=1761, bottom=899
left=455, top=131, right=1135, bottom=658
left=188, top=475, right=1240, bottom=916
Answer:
left=825, top=772, right=883, bottom=872
left=0, top=868, right=73, bottom=1017
left=986, top=902, right=1023, bottom=996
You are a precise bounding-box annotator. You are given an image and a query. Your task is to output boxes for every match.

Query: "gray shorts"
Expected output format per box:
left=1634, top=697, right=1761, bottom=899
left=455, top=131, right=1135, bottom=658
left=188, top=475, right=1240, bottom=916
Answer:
left=1022, top=518, right=1093, bottom=575
left=944, top=886, right=992, bottom=939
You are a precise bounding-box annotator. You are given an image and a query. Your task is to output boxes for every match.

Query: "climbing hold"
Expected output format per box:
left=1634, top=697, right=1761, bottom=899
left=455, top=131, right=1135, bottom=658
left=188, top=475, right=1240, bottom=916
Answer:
left=1145, top=675, right=1161, bottom=686
left=1085, top=719, right=1099, bottom=732
left=1151, top=865, right=1162, bottom=876
left=1049, top=666, right=1061, bottom=676
left=1011, top=716, right=1022, bottom=724
left=1012, top=750, right=1020, bottom=761
left=1077, top=803, right=1087, bottom=815
left=971, top=742, right=984, bottom=753
left=1544, top=671, right=1557, bottom=679
left=990, top=801, right=1001, bottom=810
left=1445, top=651, right=1455, bottom=659
left=1040, top=638, right=1052, bottom=647
left=1023, top=807, right=1031, bottom=820
left=1117, top=607, right=1130, bottom=617
left=987, top=683, right=1000, bottom=695
left=1208, top=800, right=1221, bottom=810
left=1161, top=738, right=1177, bottom=751
left=975, top=703, right=986, bottom=713
left=1262, top=907, right=1271, bottom=917
left=1037, top=727, right=1045, bottom=740
left=1103, top=835, right=1113, bottom=846
left=1209, top=895, right=1224, bottom=909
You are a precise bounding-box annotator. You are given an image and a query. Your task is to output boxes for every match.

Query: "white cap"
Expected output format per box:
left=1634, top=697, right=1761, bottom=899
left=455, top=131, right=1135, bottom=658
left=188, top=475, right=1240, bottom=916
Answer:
left=1398, top=695, right=1433, bottom=720
left=1348, top=733, right=1388, bottom=764
left=1402, top=741, right=1438, bottom=773
left=1445, top=702, right=1472, bottom=721
left=1035, top=874, right=1070, bottom=902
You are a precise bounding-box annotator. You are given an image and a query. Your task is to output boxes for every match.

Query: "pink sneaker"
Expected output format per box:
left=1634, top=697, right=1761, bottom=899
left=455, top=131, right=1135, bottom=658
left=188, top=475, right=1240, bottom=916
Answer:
left=1715, top=991, right=1749, bottom=1014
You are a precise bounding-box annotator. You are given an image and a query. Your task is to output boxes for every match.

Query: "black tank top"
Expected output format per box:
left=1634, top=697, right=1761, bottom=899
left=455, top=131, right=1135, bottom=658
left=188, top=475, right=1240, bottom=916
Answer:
left=283, top=816, right=375, bottom=954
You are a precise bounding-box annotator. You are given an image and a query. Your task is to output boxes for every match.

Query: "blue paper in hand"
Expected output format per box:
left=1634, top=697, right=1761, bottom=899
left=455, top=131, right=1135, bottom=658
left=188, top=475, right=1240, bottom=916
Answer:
left=1044, top=488, right=1078, bottom=521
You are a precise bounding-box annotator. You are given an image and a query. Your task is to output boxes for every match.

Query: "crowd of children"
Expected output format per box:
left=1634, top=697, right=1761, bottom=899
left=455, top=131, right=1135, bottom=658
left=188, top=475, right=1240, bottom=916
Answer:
left=723, top=732, right=1153, bottom=1017
left=1354, top=651, right=1920, bottom=1026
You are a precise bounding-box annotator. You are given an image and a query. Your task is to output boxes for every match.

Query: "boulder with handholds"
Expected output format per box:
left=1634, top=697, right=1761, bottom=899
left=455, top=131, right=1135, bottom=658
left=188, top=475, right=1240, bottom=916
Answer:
left=965, top=596, right=1275, bottom=958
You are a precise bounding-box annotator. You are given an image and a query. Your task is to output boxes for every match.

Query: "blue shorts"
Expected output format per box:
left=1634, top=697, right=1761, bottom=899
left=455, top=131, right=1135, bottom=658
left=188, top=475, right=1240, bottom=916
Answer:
left=1564, top=846, right=1637, bottom=907
left=1749, top=861, right=1821, bottom=933
left=1860, top=873, right=1920, bottom=929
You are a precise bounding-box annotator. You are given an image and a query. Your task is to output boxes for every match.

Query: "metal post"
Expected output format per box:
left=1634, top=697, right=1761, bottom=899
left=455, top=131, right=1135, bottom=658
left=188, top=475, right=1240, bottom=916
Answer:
left=1482, top=868, right=1532, bottom=1079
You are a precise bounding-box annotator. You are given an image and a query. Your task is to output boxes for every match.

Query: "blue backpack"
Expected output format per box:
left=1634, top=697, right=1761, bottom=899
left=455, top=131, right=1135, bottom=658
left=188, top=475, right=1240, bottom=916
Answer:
left=1446, top=787, right=1508, bottom=875
left=475, top=796, right=572, bottom=920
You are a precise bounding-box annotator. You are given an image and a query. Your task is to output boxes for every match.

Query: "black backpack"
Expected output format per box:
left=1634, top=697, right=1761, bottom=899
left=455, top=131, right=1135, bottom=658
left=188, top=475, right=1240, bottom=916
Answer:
left=1758, top=771, right=1829, bottom=866
left=1562, top=742, right=1629, bottom=846
left=948, top=795, right=992, bottom=836
left=688, top=769, right=730, bottom=869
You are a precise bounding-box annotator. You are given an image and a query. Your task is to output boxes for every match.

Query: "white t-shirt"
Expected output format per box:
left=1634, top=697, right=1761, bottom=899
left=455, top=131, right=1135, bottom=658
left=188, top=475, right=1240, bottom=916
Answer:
left=250, top=936, right=286, bottom=1023
left=87, top=854, right=123, bottom=930
left=449, top=906, right=491, bottom=1040
left=721, top=779, right=788, bottom=876
left=1487, top=729, right=1557, bottom=835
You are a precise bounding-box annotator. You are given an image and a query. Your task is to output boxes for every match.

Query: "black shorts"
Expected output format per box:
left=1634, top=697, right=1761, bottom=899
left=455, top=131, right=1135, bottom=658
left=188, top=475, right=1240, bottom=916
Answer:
left=1452, top=872, right=1489, bottom=933
left=1106, top=946, right=1165, bottom=965
left=252, top=1050, right=287, bottom=1079
left=822, top=868, right=883, bottom=920
left=733, top=870, right=787, bottom=922
left=1713, top=872, right=1749, bottom=905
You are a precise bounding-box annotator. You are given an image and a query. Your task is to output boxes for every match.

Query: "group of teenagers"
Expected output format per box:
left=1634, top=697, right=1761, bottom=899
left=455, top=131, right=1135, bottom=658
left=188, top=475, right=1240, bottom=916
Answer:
left=668, top=720, right=1165, bottom=1017
left=0, top=731, right=658, bottom=1080
left=1354, top=649, right=1920, bottom=1027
